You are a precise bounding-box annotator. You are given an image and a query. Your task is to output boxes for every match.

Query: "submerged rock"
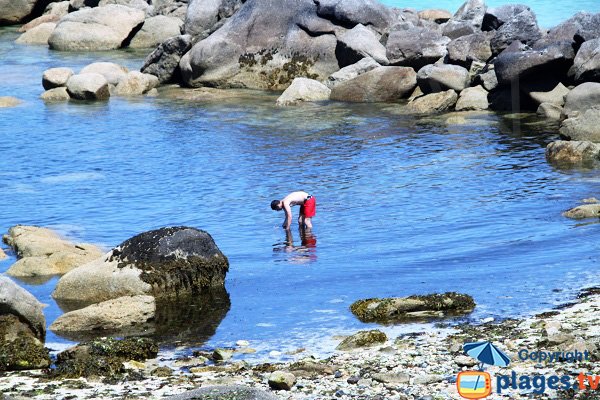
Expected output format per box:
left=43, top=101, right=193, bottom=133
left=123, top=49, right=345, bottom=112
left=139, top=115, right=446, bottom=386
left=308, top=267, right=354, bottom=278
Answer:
left=330, top=66, right=416, bottom=103
left=53, top=337, right=158, bottom=378
left=165, top=385, right=279, bottom=400
left=276, top=77, right=331, bottom=106
left=563, top=204, right=600, bottom=220
left=53, top=226, right=229, bottom=304
left=336, top=330, right=387, bottom=351
left=0, top=97, right=22, bottom=107
left=350, top=292, right=475, bottom=323
left=546, top=140, right=600, bottom=166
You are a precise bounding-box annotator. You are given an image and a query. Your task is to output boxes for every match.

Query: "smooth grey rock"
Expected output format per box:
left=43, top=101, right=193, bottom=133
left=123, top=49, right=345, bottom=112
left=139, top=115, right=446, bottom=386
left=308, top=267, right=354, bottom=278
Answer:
left=66, top=73, right=110, bottom=100
left=446, top=32, right=492, bottom=67
left=562, top=82, right=600, bottom=117
left=418, top=9, right=452, bottom=24
left=527, top=82, right=569, bottom=106
left=330, top=66, right=416, bottom=102
left=315, top=0, right=394, bottom=34
left=268, top=371, right=297, bottom=390
left=141, top=34, right=192, bottom=83
left=560, top=107, right=600, bottom=142
left=337, top=330, right=387, bottom=351
left=149, top=0, right=188, bottom=19
left=482, top=4, right=531, bottom=31
left=52, top=227, right=229, bottom=304
left=49, top=5, right=146, bottom=51
left=417, top=64, right=469, bottom=93
left=407, top=89, right=458, bottom=114
left=327, top=57, right=380, bottom=88
left=563, top=203, right=600, bottom=219
left=15, top=22, right=56, bottom=45
left=50, top=295, right=155, bottom=333
left=80, top=62, right=128, bottom=86
left=455, top=85, right=488, bottom=110
left=0, top=0, right=38, bottom=24
left=184, top=0, right=245, bottom=39
left=537, top=103, right=562, bottom=120
left=41, top=87, right=71, bottom=101
left=336, top=24, right=388, bottom=67
left=540, top=12, right=600, bottom=47
left=0, top=276, right=46, bottom=340
left=44, top=1, right=70, bottom=17
left=18, top=14, right=59, bottom=32
left=180, top=0, right=339, bottom=89
left=455, top=355, right=478, bottom=367
left=490, top=9, right=542, bottom=55
left=129, top=15, right=183, bottom=49
left=165, top=385, right=279, bottom=400
left=372, top=372, right=410, bottom=384
left=276, top=77, right=331, bottom=106
left=569, top=38, right=600, bottom=83
left=386, top=26, right=450, bottom=70
left=414, top=374, right=445, bottom=385
left=42, top=67, right=74, bottom=90
left=442, top=0, right=486, bottom=39
left=98, top=0, right=150, bottom=12
left=477, top=66, right=498, bottom=91
left=114, top=71, right=159, bottom=96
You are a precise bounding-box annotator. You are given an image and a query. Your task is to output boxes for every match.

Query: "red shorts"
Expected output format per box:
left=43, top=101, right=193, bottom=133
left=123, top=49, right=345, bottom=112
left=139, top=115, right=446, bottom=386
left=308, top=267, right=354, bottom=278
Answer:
left=300, top=196, right=316, bottom=218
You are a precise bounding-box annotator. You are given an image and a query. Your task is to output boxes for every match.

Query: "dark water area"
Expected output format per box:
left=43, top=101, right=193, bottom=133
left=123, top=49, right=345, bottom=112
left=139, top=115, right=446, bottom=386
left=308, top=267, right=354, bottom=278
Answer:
left=1, top=27, right=600, bottom=360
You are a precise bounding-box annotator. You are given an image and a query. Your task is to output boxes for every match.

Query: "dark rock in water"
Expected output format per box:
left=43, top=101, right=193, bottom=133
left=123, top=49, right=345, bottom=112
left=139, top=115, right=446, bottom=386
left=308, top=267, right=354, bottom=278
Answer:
left=0, top=275, right=46, bottom=340
left=336, top=24, right=388, bottom=67
left=184, top=0, right=245, bottom=39
left=482, top=4, right=531, bottom=31
left=336, top=330, right=387, bottom=350
left=165, top=385, right=279, bottom=400
left=0, top=315, right=50, bottom=371
left=490, top=9, right=542, bottom=55
left=53, top=337, right=158, bottom=378
left=330, top=66, right=416, bottom=102
left=53, top=226, right=229, bottom=304
left=315, top=0, right=395, bottom=34
left=180, top=0, right=340, bottom=89
left=350, top=292, right=475, bottom=323
left=442, top=0, right=486, bottom=39
left=569, top=38, right=600, bottom=83
left=386, top=26, right=450, bottom=70
left=142, top=35, right=192, bottom=84
left=546, top=141, right=600, bottom=167
left=446, top=32, right=492, bottom=68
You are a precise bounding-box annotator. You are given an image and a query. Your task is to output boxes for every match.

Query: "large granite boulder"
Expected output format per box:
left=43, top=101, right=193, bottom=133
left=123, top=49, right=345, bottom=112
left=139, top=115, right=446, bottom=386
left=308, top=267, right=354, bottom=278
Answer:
left=315, top=0, right=394, bottom=34
left=417, top=64, right=469, bottom=93
left=276, top=77, right=331, bottom=106
left=114, top=71, right=159, bottom=96
left=526, top=82, right=569, bottom=107
left=0, top=276, right=46, bottom=340
left=179, top=0, right=340, bottom=89
left=184, top=0, right=246, bottom=39
left=560, top=107, right=600, bottom=142
left=50, top=295, right=156, bottom=335
left=350, top=292, right=475, bottom=323
left=141, top=34, right=192, bottom=83
left=385, top=26, right=450, bottom=70
left=18, top=13, right=59, bottom=32
left=129, top=15, right=184, bottom=49
left=562, top=82, right=600, bottom=117
left=42, top=67, right=74, bottom=90
left=442, top=0, right=486, bottom=40
left=327, top=57, right=379, bottom=88
left=418, top=9, right=452, bottom=24
left=455, top=85, right=488, bottom=110
left=66, top=73, right=111, bottom=100
left=52, top=227, right=229, bottom=305
left=406, top=90, right=458, bottom=114
left=0, top=0, right=48, bottom=25
left=15, top=22, right=56, bottom=45
left=80, top=62, right=129, bottom=86
left=330, top=66, right=416, bottom=102
left=48, top=5, right=146, bottom=51
left=336, top=24, right=388, bottom=67
left=482, top=4, right=531, bottom=31
left=569, top=38, right=600, bottom=83
left=540, top=12, right=600, bottom=47
left=446, top=32, right=492, bottom=68
left=3, top=225, right=103, bottom=277
left=546, top=140, right=600, bottom=166
left=148, top=0, right=188, bottom=20
left=490, top=8, right=542, bottom=55
left=44, top=1, right=69, bottom=17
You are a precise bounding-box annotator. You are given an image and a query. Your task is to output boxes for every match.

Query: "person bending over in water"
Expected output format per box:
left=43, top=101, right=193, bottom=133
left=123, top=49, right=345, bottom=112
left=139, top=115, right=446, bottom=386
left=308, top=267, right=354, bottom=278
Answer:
left=271, top=191, right=316, bottom=229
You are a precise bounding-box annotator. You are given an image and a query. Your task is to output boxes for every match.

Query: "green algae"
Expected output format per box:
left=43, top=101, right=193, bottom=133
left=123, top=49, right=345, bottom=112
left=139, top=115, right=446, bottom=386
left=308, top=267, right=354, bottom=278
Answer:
left=336, top=330, right=387, bottom=351
left=0, top=315, right=50, bottom=372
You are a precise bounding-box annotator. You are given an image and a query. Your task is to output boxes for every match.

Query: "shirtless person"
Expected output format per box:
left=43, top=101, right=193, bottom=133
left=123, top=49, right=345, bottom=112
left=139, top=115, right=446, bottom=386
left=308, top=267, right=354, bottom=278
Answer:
left=271, top=191, right=316, bottom=229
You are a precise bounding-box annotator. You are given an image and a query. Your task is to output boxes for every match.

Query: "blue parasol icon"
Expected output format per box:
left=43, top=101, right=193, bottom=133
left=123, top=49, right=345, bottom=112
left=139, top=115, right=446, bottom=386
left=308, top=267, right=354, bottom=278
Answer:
left=463, top=341, right=511, bottom=367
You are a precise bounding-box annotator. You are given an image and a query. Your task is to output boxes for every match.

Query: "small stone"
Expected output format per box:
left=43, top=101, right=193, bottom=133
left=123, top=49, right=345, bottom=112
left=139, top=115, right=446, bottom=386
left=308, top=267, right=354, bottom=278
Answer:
left=336, top=330, right=387, bottom=351
left=347, top=375, right=360, bottom=384
left=123, top=360, right=146, bottom=370
left=151, top=366, right=172, bottom=377
left=372, top=372, right=410, bottom=384
left=455, top=355, right=477, bottom=367
left=41, top=87, right=70, bottom=101
left=414, top=374, right=444, bottom=385
left=236, top=340, right=250, bottom=347
left=334, top=370, right=343, bottom=378
left=173, top=356, right=208, bottom=367
left=268, top=371, right=296, bottom=390
left=212, top=348, right=234, bottom=362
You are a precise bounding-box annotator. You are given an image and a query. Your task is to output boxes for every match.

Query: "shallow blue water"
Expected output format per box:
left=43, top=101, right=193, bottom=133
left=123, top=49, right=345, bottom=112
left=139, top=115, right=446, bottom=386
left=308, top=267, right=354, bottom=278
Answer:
left=1, top=26, right=600, bottom=358
left=382, top=0, right=600, bottom=28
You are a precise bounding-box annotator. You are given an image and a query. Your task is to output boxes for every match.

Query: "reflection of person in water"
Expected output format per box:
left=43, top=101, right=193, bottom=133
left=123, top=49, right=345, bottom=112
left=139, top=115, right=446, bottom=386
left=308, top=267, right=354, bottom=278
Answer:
left=275, top=227, right=317, bottom=263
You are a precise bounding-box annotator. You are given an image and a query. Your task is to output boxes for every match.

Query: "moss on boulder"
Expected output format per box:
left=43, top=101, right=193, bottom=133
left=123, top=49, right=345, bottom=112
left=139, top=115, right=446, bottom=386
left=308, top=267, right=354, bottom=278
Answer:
left=350, top=292, right=475, bottom=324
left=0, top=315, right=50, bottom=371
left=336, top=330, right=387, bottom=351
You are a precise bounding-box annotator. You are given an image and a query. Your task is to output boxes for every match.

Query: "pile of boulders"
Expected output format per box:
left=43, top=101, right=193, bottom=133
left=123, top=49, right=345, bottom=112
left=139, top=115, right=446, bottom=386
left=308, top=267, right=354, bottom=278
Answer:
left=41, top=61, right=159, bottom=101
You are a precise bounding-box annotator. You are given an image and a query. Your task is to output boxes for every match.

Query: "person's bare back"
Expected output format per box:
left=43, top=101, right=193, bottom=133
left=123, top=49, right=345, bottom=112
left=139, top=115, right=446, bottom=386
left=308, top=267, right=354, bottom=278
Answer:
left=271, top=191, right=316, bottom=229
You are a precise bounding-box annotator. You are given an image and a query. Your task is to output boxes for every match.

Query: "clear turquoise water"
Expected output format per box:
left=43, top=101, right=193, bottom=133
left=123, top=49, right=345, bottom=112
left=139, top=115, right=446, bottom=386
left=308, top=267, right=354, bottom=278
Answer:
left=1, top=25, right=600, bottom=359
left=382, top=0, right=600, bottom=28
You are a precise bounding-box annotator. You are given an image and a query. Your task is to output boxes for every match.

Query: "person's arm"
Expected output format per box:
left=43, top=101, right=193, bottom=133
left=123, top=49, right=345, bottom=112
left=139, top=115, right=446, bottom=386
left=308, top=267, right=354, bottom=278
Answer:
left=282, top=202, right=293, bottom=229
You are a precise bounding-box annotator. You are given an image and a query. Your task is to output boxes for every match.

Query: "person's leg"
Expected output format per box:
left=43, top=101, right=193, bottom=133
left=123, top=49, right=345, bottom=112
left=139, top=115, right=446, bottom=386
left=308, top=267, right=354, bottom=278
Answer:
left=304, top=217, right=312, bottom=229
left=298, top=214, right=305, bottom=227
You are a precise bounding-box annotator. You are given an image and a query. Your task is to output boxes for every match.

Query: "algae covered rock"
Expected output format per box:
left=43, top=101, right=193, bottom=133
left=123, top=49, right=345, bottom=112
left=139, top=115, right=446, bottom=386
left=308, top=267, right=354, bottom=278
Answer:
left=53, top=226, right=229, bottom=304
left=336, top=329, right=387, bottom=351
left=546, top=141, right=600, bottom=167
left=0, top=315, right=50, bottom=371
left=0, top=275, right=46, bottom=340
left=563, top=204, right=600, bottom=220
left=53, top=336, right=158, bottom=378
left=268, top=371, right=297, bottom=390
left=350, top=292, right=475, bottom=323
